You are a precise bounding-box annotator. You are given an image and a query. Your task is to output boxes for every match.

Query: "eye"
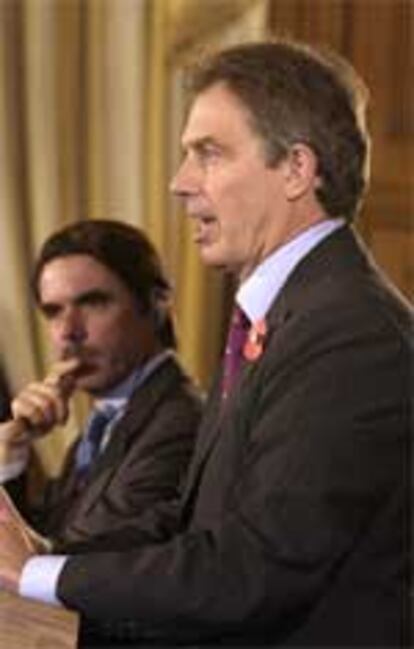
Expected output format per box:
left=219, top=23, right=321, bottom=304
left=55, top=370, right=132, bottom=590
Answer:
left=41, top=304, right=62, bottom=320
left=193, top=141, right=223, bottom=166
left=83, top=293, right=110, bottom=305
left=200, top=144, right=220, bottom=160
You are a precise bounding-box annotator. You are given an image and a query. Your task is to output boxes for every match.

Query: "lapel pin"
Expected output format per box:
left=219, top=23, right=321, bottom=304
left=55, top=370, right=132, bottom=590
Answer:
left=243, top=318, right=267, bottom=361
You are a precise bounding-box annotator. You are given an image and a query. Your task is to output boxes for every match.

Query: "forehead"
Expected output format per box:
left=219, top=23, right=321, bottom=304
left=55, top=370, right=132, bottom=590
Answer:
left=38, top=254, right=127, bottom=301
left=181, top=82, right=256, bottom=147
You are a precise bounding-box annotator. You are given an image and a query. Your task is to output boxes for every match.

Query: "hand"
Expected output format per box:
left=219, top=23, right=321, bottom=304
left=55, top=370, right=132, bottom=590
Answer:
left=0, top=487, right=37, bottom=593
left=11, top=358, right=81, bottom=437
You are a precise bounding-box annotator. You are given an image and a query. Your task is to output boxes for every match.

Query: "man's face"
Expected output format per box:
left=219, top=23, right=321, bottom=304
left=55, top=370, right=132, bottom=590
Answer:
left=171, top=82, right=293, bottom=282
left=38, top=254, right=156, bottom=395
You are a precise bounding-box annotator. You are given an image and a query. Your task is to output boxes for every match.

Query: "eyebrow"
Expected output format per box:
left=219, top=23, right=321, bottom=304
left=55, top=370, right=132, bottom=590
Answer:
left=74, top=288, right=114, bottom=305
left=182, top=135, right=221, bottom=151
left=40, top=288, right=114, bottom=314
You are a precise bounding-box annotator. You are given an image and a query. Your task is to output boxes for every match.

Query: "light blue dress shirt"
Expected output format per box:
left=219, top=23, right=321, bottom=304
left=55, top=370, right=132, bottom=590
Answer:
left=18, top=220, right=345, bottom=607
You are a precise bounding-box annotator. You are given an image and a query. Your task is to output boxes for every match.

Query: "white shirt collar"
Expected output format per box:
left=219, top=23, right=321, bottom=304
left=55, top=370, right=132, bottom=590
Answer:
left=237, top=219, right=345, bottom=322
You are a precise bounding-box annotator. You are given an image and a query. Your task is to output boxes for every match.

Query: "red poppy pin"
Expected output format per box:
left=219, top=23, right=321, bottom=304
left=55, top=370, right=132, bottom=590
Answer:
left=243, top=318, right=267, bottom=361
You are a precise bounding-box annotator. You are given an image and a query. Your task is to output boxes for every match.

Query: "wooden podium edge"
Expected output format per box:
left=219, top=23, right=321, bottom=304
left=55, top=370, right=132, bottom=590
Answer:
left=0, top=590, right=79, bottom=649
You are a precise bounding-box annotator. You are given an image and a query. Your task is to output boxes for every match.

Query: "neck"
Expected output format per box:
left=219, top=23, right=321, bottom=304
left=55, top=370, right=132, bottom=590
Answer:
left=237, top=212, right=329, bottom=285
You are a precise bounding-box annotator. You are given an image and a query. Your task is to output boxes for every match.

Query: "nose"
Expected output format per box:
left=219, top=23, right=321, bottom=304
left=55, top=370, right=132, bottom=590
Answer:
left=170, top=155, right=200, bottom=198
left=58, top=307, right=86, bottom=345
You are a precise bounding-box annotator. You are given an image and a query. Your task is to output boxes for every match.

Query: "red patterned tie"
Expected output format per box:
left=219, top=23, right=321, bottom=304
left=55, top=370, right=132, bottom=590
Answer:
left=221, top=305, right=250, bottom=402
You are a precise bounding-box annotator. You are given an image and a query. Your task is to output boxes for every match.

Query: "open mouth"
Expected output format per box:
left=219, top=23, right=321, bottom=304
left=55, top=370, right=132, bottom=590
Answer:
left=199, top=214, right=216, bottom=224
left=193, top=214, right=217, bottom=243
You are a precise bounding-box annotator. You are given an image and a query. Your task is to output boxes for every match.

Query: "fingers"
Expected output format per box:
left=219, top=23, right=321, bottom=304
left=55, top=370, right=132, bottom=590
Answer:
left=10, top=357, right=81, bottom=435
left=44, top=357, right=81, bottom=393
left=12, top=383, right=67, bottom=431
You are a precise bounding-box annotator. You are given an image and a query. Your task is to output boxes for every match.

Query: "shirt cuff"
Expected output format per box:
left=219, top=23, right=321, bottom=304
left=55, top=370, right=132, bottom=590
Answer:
left=19, top=555, right=68, bottom=606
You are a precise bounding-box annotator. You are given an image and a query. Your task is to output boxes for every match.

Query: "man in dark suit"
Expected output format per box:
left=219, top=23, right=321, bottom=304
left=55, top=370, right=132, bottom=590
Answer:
left=0, top=220, right=201, bottom=546
left=0, top=41, right=412, bottom=647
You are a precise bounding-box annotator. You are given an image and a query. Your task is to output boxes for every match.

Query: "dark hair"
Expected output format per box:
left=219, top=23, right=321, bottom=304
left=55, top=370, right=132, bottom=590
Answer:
left=187, top=40, right=370, bottom=221
left=32, top=219, right=177, bottom=348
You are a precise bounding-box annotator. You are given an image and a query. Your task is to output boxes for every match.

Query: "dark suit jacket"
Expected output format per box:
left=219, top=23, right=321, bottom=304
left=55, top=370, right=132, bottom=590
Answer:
left=30, top=355, right=202, bottom=547
left=58, top=227, right=413, bottom=647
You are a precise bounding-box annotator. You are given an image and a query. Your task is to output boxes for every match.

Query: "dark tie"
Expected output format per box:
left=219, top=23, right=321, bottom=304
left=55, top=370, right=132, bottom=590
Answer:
left=75, top=408, right=116, bottom=480
left=221, top=305, right=250, bottom=402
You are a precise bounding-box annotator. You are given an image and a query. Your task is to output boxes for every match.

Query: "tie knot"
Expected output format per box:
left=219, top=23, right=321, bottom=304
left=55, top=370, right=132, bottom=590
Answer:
left=231, top=305, right=249, bottom=330
left=226, top=306, right=250, bottom=353
left=87, top=408, right=115, bottom=445
left=221, top=305, right=250, bottom=402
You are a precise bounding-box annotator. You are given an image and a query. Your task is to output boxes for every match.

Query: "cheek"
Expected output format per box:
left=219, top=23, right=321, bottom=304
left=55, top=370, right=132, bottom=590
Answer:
left=87, top=311, right=128, bottom=347
left=211, top=169, right=263, bottom=218
left=217, top=188, right=259, bottom=239
left=103, top=310, right=143, bottom=351
left=47, top=323, right=64, bottom=349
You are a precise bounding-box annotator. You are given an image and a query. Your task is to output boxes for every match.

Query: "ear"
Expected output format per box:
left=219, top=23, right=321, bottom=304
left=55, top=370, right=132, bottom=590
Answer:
left=282, top=143, right=321, bottom=201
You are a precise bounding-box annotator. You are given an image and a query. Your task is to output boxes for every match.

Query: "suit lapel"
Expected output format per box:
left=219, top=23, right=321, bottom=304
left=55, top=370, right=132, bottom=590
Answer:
left=72, top=356, right=187, bottom=516
left=181, top=295, right=291, bottom=514
left=180, top=374, right=221, bottom=505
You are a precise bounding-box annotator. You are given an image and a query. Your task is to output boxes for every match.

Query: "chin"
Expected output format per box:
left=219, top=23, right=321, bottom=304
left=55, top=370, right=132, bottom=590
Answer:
left=201, top=252, right=238, bottom=276
left=76, top=374, right=109, bottom=395
left=200, top=247, right=228, bottom=268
